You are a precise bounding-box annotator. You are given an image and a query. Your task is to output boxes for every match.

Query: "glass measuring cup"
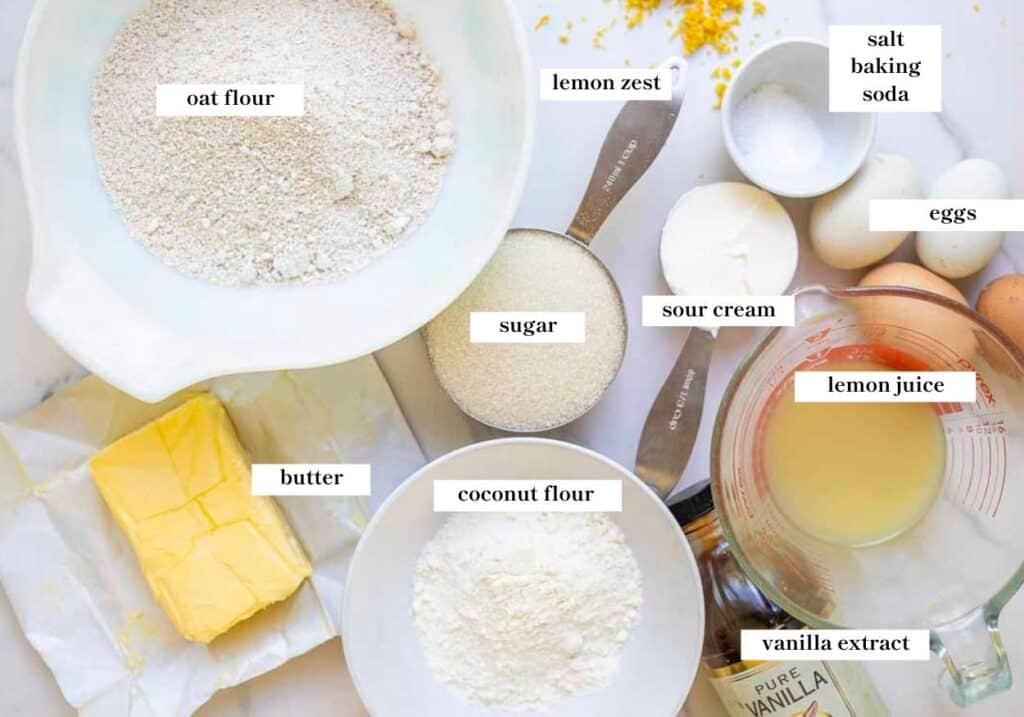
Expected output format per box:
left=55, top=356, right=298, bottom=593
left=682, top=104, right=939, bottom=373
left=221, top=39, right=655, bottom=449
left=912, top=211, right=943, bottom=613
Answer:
left=711, top=285, right=1024, bottom=707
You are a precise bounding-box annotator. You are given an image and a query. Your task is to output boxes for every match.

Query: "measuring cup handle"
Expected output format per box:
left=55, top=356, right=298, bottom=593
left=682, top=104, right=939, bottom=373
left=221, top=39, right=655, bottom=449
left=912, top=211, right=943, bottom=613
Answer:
left=566, top=58, right=687, bottom=245
left=635, top=326, right=715, bottom=498
left=933, top=606, right=1012, bottom=706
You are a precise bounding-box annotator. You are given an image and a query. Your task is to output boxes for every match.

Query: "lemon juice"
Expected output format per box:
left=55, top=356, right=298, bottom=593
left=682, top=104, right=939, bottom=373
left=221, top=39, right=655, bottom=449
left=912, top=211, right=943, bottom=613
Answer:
left=762, top=360, right=945, bottom=547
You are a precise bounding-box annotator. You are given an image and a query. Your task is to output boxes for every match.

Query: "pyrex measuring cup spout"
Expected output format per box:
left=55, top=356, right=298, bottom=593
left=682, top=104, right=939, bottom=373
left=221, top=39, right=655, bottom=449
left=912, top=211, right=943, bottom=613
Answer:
left=934, top=607, right=1013, bottom=707
left=566, top=58, right=687, bottom=245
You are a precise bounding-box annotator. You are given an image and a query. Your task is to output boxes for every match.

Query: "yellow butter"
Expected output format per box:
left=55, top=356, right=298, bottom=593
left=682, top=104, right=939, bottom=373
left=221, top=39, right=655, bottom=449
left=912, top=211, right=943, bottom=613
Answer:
left=90, top=395, right=311, bottom=643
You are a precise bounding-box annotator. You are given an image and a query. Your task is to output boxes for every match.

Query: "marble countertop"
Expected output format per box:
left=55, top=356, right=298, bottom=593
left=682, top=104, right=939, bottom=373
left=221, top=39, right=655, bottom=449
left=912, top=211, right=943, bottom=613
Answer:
left=2, top=0, right=1022, bottom=715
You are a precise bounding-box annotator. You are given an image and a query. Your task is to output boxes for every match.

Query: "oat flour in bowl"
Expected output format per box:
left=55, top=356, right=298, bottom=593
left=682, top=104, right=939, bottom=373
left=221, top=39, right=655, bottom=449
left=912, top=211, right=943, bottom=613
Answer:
left=91, top=0, right=453, bottom=286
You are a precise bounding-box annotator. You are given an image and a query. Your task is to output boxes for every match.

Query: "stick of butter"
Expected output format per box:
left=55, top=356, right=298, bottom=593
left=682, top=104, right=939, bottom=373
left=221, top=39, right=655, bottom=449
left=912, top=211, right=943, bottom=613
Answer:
left=89, top=394, right=312, bottom=643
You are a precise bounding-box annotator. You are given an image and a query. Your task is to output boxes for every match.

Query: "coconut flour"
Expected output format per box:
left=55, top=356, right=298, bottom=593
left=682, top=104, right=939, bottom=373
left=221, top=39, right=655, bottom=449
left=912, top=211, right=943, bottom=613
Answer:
left=412, top=512, right=643, bottom=710
left=92, top=0, right=453, bottom=285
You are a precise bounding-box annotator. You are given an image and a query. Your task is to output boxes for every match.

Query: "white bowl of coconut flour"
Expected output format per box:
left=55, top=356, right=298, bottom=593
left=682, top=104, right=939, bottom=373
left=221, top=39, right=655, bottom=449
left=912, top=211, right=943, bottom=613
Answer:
left=343, top=439, right=705, bottom=716
left=15, top=0, right=532, bottom=400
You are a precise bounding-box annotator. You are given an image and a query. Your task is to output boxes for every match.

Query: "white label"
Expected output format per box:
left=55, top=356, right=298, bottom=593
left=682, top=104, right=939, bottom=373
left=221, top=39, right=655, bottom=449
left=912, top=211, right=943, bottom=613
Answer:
left=156, top=84, right=305, bottom=117
left=829, top=25, right=942, bottom=112
left=741, top=629, right=931, bottom=661
left=539, top=68, right=673, bottom=101
left=870, top=199, right=1024, bottom=232
left=433, top=480, right=622, bottom=512
left=252, top=464, right=370, bottom=496
left=794, top=371, right=976, bottom=403
left=708, top=661, right=860, bottom=717
left=469, top=312, right=585, bottom=344
left=642, top=296, right=795, bottom=328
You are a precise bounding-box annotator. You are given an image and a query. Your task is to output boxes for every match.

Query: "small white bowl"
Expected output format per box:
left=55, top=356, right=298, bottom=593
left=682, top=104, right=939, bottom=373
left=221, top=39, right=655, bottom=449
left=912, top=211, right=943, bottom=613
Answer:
left=722, top=38, right=875, bottom=198
left=343, top=438, right=704, bottom=717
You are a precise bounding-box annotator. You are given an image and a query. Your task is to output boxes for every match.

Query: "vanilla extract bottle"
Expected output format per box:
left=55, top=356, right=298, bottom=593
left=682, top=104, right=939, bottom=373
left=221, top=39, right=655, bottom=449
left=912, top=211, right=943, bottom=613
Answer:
left=671, top=481, right=890, bottom=717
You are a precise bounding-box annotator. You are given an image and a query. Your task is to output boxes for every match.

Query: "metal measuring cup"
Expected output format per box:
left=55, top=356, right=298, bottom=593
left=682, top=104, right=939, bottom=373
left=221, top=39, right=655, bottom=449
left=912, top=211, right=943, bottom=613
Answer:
left=427, top=58, right=688, bottom=433
left=635, top=184, right=798, bottom=497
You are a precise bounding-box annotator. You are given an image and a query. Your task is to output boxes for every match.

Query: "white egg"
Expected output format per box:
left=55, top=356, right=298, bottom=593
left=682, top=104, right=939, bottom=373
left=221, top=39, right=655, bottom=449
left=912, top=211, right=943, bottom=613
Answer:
left=810, top=154, right=922, bottom=269
left=916, top=159, right=1009, bottom=278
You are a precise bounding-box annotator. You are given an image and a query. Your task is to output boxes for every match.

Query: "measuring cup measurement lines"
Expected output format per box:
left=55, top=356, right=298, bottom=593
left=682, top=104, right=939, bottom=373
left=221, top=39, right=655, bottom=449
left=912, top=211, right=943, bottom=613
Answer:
left=426, top=58, right=688, bottom=434
left=947, top=419, right=1008, bottom=517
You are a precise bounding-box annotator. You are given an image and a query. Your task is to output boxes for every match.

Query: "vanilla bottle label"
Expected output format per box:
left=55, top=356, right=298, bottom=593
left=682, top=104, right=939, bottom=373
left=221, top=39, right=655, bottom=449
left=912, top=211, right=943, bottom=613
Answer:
left=708, top=661, right=858, bottom=717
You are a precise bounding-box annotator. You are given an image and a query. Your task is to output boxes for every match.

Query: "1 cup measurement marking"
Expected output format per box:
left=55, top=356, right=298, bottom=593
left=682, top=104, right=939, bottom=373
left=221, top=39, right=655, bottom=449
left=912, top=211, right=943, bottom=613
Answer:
left=604, top=139, right=639, bottom=193
left=434, top=480, right=622, bottom=512
left=794, top=371, right=977, bottom=403
left=156, top=84, right=305, bottom=117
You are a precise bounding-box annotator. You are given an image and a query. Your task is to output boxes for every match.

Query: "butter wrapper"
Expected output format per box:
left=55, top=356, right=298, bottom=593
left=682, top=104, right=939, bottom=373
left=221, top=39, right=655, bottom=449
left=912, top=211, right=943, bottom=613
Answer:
left=0, top=358, right=423, bottom=716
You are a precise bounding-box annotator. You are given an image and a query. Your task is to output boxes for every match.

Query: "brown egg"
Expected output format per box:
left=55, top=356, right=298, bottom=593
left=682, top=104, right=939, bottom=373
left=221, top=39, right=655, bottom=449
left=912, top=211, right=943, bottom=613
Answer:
left=859, top=262, right=968, bottom=305
left=977, top=274, right=1024, bottom=350
left=857, top=262, right=975, bottom=362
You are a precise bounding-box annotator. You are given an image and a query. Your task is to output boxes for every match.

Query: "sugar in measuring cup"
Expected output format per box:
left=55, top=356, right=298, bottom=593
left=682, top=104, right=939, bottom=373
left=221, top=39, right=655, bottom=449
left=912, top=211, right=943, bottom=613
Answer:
left=712, top=285, right=1024, bottom=707
left=426, top=58, right=688, bottom=433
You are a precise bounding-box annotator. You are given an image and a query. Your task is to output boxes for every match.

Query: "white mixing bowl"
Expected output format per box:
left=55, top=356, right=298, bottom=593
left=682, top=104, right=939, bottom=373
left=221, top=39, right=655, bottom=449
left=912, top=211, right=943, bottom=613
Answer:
left=343, top=438, right=705, bottom=717
left=15, top=0, right=533, bottom=401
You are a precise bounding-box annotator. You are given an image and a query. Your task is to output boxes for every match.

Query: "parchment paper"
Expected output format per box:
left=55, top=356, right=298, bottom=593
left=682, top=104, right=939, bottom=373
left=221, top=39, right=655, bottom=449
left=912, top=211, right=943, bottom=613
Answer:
left=0, top=358, right=424, bottom=717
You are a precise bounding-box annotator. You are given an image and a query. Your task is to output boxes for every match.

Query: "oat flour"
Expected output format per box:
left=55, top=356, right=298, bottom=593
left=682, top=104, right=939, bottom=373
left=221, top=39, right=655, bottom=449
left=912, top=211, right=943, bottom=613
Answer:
left=92, top=0, right=452, bottom=285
